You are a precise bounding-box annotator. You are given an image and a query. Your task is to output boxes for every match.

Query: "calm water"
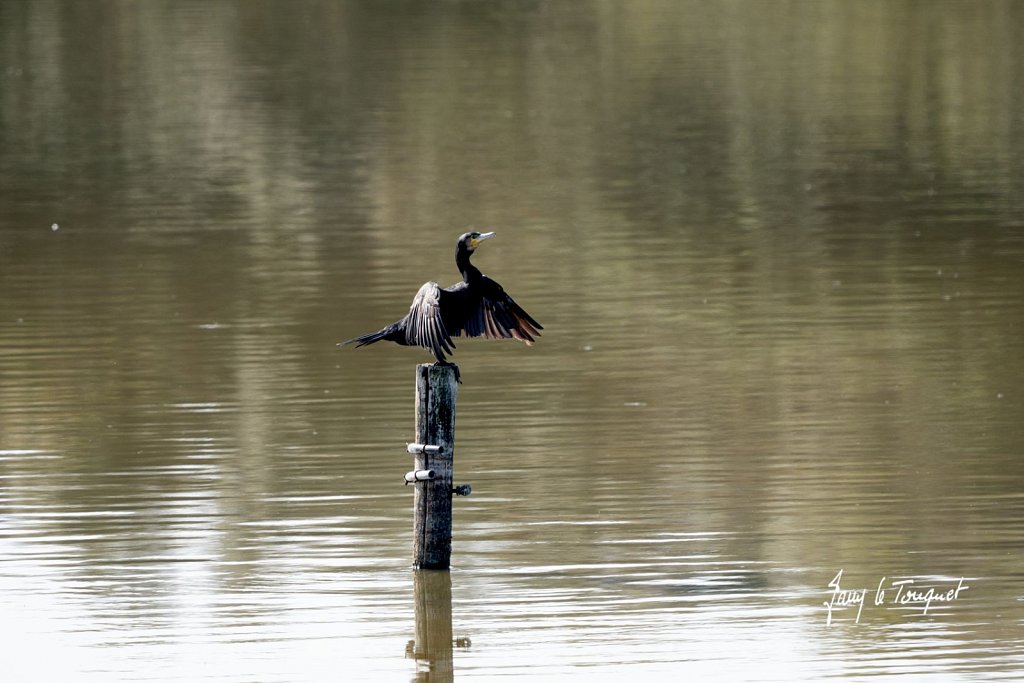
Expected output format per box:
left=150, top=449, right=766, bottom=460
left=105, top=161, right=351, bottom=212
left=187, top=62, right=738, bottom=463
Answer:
left=2, top=1, right=1024, bottom=681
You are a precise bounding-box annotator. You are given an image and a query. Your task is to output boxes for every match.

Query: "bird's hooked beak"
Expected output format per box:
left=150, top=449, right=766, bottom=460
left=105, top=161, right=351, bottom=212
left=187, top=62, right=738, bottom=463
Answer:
left=470, top=231, right=496, bottom=249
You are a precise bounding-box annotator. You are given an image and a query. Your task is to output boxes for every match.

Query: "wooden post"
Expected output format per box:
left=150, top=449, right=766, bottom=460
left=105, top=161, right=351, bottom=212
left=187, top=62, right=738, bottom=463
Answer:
left=412, top=363, right=458, bottom=570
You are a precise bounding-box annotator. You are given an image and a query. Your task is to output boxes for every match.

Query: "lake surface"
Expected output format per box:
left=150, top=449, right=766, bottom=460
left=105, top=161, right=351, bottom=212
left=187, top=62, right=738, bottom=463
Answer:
left=2, top=1, right=1023, bottom=681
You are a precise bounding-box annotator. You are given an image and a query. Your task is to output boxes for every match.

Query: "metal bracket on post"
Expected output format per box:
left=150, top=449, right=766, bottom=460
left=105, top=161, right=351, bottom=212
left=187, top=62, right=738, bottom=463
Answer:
left=407, top=443, right=443, bottom=455
left=405, top=469, right=436, bottom=485
left=452, top=484, right=472, bottom=497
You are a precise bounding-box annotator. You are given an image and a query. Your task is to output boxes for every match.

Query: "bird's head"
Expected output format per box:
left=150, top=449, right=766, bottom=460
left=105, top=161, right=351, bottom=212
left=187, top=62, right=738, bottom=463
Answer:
left=458, top=231, right=495, bottom=253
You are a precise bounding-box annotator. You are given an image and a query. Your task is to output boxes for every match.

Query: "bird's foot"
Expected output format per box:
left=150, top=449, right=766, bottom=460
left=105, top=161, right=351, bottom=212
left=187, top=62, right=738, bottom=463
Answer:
left=433, top=361, right=462, bottom=384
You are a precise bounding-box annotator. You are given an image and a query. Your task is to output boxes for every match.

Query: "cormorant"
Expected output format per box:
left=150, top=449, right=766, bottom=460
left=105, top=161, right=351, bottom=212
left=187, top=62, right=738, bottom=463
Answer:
left=341, top=231, right=542, bottom=381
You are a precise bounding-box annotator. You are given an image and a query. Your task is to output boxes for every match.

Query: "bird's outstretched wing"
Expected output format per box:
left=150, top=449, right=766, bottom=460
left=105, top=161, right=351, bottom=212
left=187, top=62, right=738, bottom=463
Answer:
left=405, top=281, right=457, bottom=360
left=462, top=277, right=543, bottom=344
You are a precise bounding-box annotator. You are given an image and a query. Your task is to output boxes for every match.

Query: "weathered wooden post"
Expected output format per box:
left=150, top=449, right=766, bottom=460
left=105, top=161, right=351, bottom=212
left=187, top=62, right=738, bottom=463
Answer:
left=409, top=363, right=459, bottom=570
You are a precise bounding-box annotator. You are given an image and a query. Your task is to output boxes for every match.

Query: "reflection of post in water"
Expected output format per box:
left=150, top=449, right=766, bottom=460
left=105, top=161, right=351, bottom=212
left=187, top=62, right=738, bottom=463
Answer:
left=406, top=569, right=470, bottom=682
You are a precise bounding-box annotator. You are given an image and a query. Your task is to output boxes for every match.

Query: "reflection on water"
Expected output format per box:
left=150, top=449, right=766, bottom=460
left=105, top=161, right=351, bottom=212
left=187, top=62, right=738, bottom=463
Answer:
left=408, top=570, right=469, bottom=683
left=2, top=0, right=1024, bottom=681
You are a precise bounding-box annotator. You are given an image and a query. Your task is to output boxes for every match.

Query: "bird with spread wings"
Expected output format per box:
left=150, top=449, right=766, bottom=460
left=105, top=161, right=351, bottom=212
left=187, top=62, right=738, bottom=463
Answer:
left=341, top=231, right=542, bottom=381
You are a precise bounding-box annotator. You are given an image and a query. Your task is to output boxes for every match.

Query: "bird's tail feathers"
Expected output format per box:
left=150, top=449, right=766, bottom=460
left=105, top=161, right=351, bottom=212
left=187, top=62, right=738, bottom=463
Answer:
left=339, top=322, right=404, bottom=348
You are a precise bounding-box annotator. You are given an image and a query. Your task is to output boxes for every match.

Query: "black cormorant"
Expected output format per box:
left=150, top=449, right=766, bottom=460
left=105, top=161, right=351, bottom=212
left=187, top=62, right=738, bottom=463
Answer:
left=341, top=231, right=542, bottom=380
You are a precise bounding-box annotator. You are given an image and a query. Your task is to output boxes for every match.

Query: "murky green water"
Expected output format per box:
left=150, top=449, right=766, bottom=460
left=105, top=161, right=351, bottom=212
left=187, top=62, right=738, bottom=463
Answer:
left=2, top=1, right=1023, bottom=681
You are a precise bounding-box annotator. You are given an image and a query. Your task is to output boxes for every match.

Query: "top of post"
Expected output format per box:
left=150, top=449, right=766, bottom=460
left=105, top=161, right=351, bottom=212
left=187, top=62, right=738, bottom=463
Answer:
left=417, top=363, right=460, bottom=387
